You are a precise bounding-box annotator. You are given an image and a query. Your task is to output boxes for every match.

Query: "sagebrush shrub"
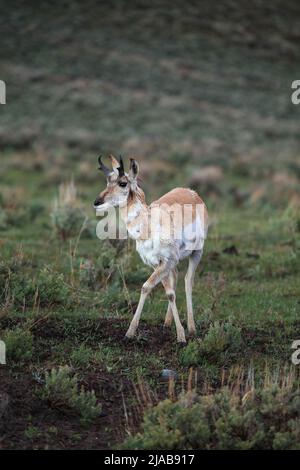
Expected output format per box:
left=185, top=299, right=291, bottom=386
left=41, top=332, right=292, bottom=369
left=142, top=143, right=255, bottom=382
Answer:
left=122, top=386, right=300, bottom=450
left=0, top=257, right=29, bottom=299
left=3, top=327, right=33, bottom=362
left=42, top=366, right=101, bottom=424
left=51, top=180, right=91, bottom=240
left=1, top=261, right=70, bottom=308
left=79, top=246, right=118, bottom=288
left=11, top=267, right=70, bottom=308
left=70, top=344, right=93, bottom=367
left=0, top=208, right=8, bottom=230
left=79, top=241, right=131, bottom=289
left=51, top=205, right=87, bottom=241
left=181, top=321, right=243, bottom=366
left=201, top=320, right=242, bottom=356
left=27, top=201, right=45, bottom=221
left=181, top=340, right=199, bottom=366
left=74, top=387, right=101, bottom=425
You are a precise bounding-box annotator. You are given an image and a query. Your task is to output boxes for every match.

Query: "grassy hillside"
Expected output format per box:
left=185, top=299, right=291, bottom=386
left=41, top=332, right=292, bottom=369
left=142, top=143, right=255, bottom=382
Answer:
left=0, top=0, right=300, bottom=449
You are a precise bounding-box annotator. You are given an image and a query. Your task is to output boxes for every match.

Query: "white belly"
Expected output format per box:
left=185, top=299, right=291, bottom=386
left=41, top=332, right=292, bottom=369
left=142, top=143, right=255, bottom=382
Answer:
left=131, top=213, right=206, bottom=267
left=136, top=239, right=174, bottom=267
left=176, top=217, right=205, bottom=259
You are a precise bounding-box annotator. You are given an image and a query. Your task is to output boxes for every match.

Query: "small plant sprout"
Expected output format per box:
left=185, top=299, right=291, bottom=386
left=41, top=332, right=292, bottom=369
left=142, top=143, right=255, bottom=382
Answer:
left=42, top=366, right=102, bottom=425
left=51, top=180, right=88, bottom=241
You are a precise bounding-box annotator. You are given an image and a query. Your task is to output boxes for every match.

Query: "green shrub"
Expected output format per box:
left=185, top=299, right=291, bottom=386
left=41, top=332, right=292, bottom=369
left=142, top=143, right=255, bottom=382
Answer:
left=5, top=208, right=30, bottom=228
left=79, top=242, right=124, bottom=289
left=24, top=425, right=42, bottom=440
left=122, top=386, right=300, bottom=450
left=3, top=327, right=33, bottom=362
left=51, top=206, right=87, bottom=241
left=70, top=344, right=93, bottom=368
left=27, top=201, right=45, bottom=221
left=74, top=387, right=102, bottom=424
left=181, top=321, right=243, bottom=366
left=0, top=257, right=29, bottom=297
left=79, top=259, right=97, bottom=288
left=0, top=201, right=30, bottom=229
left=42, top=366, right=101, bottom=424
left=125, top=266, right=151, bottom=286
left=0, top=208, right=8, bottom=230
left=181, top=340, right=199, bottom=366
left=51, top=180, right=90, bottom=240
left=11, top=267, right=70, bottom=308
left=201, top=320, right=242, bottom=356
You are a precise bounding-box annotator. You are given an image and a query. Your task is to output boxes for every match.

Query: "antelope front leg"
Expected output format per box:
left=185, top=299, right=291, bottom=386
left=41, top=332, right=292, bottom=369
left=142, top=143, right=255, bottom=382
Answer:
left=162, top=271, right=186, bottom=344
left=125, top=288, right=148, bottom=339
left=125, top=262, right=171, bottom=339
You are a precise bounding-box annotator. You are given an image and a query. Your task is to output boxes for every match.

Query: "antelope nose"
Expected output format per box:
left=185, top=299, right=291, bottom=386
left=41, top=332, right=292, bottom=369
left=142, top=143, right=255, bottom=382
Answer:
left=94, top=197, right=103, bottom=207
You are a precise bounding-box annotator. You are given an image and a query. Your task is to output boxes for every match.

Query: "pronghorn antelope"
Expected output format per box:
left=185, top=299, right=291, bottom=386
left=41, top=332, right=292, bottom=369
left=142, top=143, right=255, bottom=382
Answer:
left=94, top=155, right=208, bottom=344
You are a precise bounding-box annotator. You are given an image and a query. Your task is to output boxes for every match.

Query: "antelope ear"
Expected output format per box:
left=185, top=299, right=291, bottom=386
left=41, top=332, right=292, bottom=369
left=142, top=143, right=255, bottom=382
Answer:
left=108, top=154, right=121, bottom=174
left=129, top=158, right=139, bottom=179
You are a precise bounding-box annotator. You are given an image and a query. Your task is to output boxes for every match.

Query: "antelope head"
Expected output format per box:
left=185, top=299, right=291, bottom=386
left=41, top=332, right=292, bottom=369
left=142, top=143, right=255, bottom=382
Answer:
left=94, top=155, right=139, bottom=212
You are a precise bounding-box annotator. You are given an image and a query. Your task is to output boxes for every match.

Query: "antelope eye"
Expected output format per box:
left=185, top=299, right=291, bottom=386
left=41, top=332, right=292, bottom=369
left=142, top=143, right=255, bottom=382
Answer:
left=118, top=181, right=127, bottom=188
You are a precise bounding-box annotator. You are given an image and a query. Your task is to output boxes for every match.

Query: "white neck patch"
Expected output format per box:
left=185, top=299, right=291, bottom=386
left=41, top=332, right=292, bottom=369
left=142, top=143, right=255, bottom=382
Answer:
left=126, top=203, right=141, bottom=223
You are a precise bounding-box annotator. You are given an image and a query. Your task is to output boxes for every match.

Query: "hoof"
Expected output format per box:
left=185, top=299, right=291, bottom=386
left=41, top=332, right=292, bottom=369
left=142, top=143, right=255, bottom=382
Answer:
left=188, top=330, right=196, bottom=338
left=123, top=335, right=134, bottom=343
left=177, top=340, right=187, bottom=348
left=161, top=369, right=178, bottom=381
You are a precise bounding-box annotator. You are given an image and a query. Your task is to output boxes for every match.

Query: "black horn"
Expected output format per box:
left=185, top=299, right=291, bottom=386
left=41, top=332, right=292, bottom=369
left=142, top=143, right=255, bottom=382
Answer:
left=118, top=155, right=125, bottom=177
left=98, top=155, right=111, bottom=177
